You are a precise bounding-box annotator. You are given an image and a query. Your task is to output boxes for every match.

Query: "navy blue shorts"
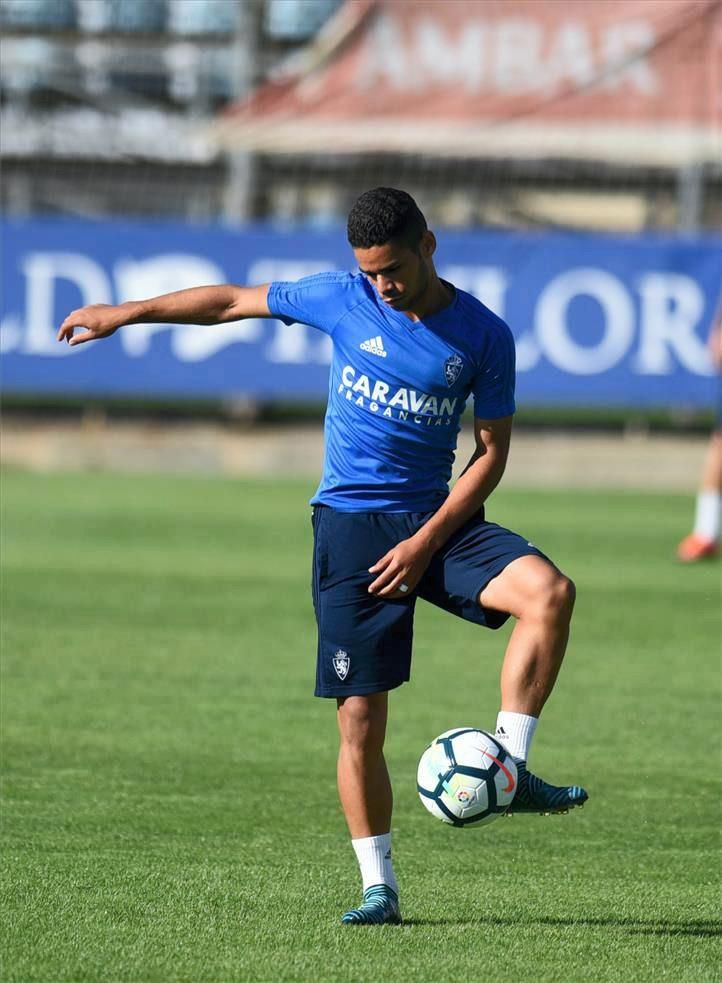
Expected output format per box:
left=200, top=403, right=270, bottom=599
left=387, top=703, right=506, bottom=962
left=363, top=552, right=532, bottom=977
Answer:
left=311, top=506, right=546, bottom=698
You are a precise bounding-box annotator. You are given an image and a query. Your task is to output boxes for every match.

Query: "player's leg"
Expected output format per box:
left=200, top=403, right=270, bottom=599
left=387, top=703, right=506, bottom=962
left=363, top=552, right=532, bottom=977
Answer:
left=480, top=554, right=575, bottom=718
left=337, top=692, right=392, bottom=837
left=479, top=555, right=587, bottom=813
left=336, top=692, right=401, bottom=925
left=418, top=517, right=587, bottom=815
left=311, top=507, right=413, bottom=924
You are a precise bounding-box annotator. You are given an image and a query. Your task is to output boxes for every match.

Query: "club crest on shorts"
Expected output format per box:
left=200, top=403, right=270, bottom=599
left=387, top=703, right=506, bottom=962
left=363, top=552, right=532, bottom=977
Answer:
left=333, top=649, right=350, bottom=680
left=444, top=353, right=463, bottom=387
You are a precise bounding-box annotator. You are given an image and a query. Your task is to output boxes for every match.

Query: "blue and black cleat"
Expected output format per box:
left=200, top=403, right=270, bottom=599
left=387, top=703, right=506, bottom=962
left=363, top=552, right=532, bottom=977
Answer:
left=341, top=884, right=402, bottom=925
left=505, top=760, right=588, bottom=816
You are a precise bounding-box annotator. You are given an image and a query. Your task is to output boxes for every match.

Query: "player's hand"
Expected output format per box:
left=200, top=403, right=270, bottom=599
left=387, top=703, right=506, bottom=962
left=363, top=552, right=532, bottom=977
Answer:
left=368, top=536, right=433, bottom=599
left=57, top=304, right=125, bottom=346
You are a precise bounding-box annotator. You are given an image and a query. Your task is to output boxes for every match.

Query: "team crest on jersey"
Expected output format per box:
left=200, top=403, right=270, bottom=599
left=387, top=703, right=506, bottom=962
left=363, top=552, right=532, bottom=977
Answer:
left=444, top=353, right=464, bottom=387
left=333, top=649, right=350, bottom=680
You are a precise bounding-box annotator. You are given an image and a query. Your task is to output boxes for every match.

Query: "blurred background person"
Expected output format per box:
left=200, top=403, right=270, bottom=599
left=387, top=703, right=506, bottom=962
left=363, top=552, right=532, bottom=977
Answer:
left=677, top=294, right=722, bottom=562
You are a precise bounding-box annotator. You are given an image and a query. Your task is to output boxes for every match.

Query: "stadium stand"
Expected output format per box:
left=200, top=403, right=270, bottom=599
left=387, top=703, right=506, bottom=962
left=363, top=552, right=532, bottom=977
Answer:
left=1, top=1, right=719, bottom=229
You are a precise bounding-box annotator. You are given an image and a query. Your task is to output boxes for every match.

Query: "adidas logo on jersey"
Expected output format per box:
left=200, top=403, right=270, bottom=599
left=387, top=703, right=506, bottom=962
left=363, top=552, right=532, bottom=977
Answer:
left=360, top=336, right=387, bottom=358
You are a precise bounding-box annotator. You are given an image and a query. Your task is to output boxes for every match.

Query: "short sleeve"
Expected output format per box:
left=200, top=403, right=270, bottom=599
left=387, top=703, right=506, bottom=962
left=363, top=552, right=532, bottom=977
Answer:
left=472, top=320, right=517, bottom=419
left=267, top=272, right=359, bottom=336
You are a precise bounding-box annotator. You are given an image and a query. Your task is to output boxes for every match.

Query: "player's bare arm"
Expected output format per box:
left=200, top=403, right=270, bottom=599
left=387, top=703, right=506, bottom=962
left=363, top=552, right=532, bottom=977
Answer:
left=367, top=415, right=513, bottom=598
left=57, top=283, right=272, bottom=347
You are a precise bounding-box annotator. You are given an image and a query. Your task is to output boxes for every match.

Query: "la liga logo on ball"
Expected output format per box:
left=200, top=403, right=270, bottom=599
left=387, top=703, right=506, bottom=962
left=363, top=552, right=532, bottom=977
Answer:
left=417, top=728, right=517, bottom=827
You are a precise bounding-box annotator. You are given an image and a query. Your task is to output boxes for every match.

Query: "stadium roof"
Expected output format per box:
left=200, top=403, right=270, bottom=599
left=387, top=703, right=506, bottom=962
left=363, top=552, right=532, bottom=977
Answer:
left=214, top=0, right=722, bottom=168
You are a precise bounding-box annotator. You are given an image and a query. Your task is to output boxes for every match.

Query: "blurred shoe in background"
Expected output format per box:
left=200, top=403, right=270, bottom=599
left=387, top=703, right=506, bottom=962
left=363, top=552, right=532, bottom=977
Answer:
left=677, top=533, right=719, bottom=562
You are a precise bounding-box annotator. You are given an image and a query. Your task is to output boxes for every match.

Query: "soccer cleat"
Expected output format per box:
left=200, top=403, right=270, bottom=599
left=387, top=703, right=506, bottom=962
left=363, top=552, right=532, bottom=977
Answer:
left=341, top=884, right=402, bottom=925
left=505, top=760, right=588, bottom=816
left=676, top=534, right=719, bottom=563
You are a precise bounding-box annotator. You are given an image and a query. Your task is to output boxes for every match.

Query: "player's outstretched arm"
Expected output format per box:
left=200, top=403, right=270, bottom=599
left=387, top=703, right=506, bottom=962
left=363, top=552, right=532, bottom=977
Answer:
left=57, top=283, right=272, bottom=347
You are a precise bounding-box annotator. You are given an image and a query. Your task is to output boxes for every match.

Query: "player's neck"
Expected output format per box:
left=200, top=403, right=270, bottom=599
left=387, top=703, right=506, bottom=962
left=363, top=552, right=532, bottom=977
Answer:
left=403, top=276, right=455, bottom=322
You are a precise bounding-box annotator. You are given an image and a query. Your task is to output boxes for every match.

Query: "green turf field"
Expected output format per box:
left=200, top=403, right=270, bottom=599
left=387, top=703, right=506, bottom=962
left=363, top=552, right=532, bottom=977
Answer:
left=1, top=471, right=720, bottom=982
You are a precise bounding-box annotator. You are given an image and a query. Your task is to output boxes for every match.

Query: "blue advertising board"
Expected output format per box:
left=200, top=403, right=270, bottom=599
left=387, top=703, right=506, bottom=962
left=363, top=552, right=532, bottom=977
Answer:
left=2, top=218, right=721, bottom=407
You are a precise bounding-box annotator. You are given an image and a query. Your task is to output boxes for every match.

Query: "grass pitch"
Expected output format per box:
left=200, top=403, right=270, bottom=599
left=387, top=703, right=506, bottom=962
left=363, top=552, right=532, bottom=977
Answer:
left=1, top=471, right=719, bottom=982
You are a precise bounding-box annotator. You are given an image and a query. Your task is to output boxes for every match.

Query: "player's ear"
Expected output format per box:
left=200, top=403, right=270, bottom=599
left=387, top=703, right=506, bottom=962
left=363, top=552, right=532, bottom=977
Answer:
left=420, top=230, right=436, bottom=258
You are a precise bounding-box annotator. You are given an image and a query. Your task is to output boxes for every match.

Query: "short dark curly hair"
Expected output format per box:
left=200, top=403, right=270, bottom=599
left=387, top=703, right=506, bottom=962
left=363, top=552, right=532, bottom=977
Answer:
left=347, top=187, right=427, bottom=250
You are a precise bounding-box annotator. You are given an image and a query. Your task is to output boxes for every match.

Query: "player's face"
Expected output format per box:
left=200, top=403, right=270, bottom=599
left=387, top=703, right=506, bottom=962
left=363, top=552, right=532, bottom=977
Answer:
left=354, top=233, right=435, bottom=313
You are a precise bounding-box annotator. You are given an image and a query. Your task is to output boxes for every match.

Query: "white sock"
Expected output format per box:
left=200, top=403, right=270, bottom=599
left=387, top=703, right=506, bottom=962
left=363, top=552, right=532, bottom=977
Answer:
left=495, top=710, right=539, bottom=763
left=693, top=490, right=722, bottom=540
left=351, top=833, right=398, bottom=895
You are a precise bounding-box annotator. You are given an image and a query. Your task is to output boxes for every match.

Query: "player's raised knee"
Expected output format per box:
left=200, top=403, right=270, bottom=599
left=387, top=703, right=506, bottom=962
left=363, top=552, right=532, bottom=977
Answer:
left=545, top=571, right=576, bottom=618
left=522, top=565, right=575, bottom=622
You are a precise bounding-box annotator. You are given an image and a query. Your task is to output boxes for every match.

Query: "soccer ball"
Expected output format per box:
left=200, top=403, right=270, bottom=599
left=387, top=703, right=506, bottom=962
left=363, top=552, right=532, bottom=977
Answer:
left=416, top=727, right=518, bottom=827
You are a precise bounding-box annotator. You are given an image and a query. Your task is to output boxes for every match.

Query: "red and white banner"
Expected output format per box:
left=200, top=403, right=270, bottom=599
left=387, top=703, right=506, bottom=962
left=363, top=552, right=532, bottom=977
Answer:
left=218, top=0, right=722, bottom=164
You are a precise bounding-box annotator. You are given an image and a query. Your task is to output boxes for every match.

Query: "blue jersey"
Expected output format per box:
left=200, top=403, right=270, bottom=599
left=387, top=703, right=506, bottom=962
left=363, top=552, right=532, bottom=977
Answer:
left=267, top=272, right=516, bottom=512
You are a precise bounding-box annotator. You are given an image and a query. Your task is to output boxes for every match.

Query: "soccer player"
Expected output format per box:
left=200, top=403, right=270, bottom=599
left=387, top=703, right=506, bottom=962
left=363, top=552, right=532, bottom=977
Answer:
left=677, top=296, right=722, bottom=562
left=58, top=188, right=588, bottom=926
